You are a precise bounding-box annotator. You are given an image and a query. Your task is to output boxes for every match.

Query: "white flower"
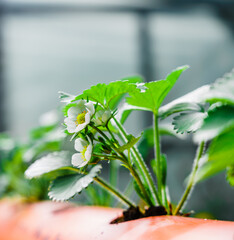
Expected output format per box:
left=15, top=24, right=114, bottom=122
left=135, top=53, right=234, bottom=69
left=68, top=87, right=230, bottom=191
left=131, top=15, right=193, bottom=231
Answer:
left=64, top=100, right=95, bottom=133
left=72, top=137, right=92, bottom=168
left=92, top=109, right=112, bottom=126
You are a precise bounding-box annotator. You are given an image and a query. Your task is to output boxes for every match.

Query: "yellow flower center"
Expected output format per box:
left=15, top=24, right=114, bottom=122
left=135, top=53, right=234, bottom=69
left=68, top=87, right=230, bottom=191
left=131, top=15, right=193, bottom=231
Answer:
left=81, top=145, right=88, bottom=160
left=76, top=111, right=87, bottom=125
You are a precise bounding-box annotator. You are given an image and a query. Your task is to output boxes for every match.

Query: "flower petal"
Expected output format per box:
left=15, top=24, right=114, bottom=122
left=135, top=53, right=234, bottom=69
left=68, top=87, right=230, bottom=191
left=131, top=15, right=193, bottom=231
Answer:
left=85, top=102, right=95, bottom=116
left=72, top=153, right=88, bottom=168
left=97, top=109, right=105, bottom=118
left=75, top=122, right=87, bottom=132
left=74, top=138, right=88, bottom=152
left=84, top=112, right=91, bottom=124
left=77, top=99, right=86, bottom=107
left=64, top=117, right=76, bottom=133
left=67, top=106, right=80, bottom=120
left=92, top=109, right=111, bottom=126
left=85, top=145, right=92, bottom=161
left=102, top=110, right=111, bottom=122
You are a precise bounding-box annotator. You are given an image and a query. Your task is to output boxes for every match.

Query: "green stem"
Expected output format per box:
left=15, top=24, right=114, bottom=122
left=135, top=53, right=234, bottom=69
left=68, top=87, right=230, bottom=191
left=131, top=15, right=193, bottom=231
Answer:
left=94, top=176, right=136, bottom=208
left=91, top=125, right=119, bottom=152
left=93, top=153, right=122, bottom=161
left=106, top=124, right=118, bottom=144
left=128, top=164, right=152, bottom=206
left=113, top=117, right=161, bottom=206
left=59, top=166, right=81, bottom=173
left=153, top=113, right=162, bottom=198
left=153, top=113, right=169, bottom=212
left=173, top=141, right=205, bottom=215
left=110, top=161, right=118, bottom=187
left=162, top=186, right=169, bottom=210
left=92, top=125, right=150, bottom=206
left=64, top=166, right=134, bottom=207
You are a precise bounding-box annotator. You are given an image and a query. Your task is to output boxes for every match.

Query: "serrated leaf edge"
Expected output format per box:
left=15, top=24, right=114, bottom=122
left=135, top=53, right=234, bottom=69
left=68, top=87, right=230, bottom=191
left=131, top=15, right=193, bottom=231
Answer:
left=48, top=165, right=102, bottom=202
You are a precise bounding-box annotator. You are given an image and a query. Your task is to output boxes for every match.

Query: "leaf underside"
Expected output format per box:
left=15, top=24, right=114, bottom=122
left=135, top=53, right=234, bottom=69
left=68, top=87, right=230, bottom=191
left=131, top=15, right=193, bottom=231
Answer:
left=48, top=165, right=102, bottom=201
left=172, top=112, right=207, bottom=134
left=194, top=105, right=234, bottom=142
left=25, top=151, right=72, bottom=179
left=118, top=134, right=141, bottom=152
left=159, top=68, right=234, bottom=119
left=206, top=69, right=234, bottom=105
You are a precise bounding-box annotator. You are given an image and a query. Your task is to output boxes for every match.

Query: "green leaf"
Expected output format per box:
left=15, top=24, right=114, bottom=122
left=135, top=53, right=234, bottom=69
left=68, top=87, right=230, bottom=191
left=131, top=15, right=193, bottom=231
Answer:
left=93, top=143, right=105, bottom=154
left=118, top=134, right=141, bottom=152
left=159, top=85, right=209, bottom=118
left=127, top=65, right=189, bottom=113
left=159, top=102, right=204, bottom=119
left=74, top=83, right=107, bottom=105
left=194, top=105, right=234, bottom=142
left=173, top=112, right=208, bottom=134
left=159, top=68, right=234, bottom=119
left=205, top=69, right=234, bottom=105
left=25, top=151, right=73, bottom=179
left=226, top=166, right=234, bottom=187
left=115, top=103, right=144, bottom=124
left=159, top=123, right=186, bottom=139
left=195, top=128, right=234, bottom=182
left=72, top=77, right=142, bottom=110
left=48, top=165, right=102, bottom=201
left=105, top=81, right=139, bottom=109
left=59, top=91, right=76, bottom=103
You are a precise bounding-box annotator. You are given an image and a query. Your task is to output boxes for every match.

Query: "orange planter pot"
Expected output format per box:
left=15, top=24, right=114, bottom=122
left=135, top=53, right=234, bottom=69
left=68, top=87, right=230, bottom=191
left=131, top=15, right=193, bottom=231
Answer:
left=0, top=199, right=233, bottom=240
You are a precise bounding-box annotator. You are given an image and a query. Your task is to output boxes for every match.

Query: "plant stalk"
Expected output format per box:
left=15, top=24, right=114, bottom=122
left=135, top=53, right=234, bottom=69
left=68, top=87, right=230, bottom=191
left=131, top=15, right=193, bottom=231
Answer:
left=173, top=141, right=205, bottom=215
left=106, top=124, right=118, bottom=144
left=91, top=125, right=117, bottom=150
left=153, top=113, right=162, bottom=199
left=92, top=125, right=151, bottom=206
left=113, top=117, right=161, bottom=206
left=94, top=176, right=136, bottom=208
left=110, top=161, right=118, bottom=188
left=93, top=153, right=122, bottom=161
left=128, top=164, right=153, bottom=206
left=153, top=113, right=169, bottom=212
left=63, top=166, right=134, bottom=207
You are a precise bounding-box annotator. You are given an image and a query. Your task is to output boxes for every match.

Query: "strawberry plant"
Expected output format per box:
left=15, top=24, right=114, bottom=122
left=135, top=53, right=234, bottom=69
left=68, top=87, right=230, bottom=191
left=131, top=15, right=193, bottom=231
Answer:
left=25, top=66, right=234, bottom=219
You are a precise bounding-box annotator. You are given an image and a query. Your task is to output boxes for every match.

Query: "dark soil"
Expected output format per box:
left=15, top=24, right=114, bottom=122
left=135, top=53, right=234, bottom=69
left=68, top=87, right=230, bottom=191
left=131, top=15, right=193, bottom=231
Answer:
left=110, top=206, right=168, bottom=224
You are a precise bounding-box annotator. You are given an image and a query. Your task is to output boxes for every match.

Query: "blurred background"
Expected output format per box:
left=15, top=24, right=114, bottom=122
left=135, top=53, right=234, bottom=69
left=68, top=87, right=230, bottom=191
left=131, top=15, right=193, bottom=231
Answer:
left=0, top=0, right=234, bottom=219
